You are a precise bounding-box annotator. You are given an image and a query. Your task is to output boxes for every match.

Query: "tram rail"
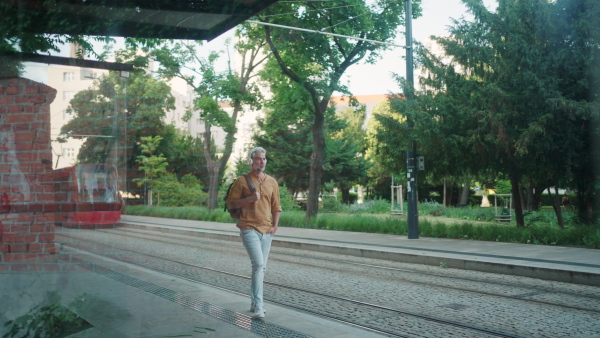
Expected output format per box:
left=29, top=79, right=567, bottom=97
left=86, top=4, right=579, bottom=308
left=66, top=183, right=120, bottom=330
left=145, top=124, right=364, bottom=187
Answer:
left=66, top=225, right=600, bottom=314
left=59, top=236, right=519, bottom=338
left=56, top=225, right=600, bottom=337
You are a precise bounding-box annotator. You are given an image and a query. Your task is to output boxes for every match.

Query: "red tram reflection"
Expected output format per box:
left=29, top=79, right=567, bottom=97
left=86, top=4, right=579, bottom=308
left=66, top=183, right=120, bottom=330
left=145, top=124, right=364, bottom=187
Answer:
left=54, top=164, right=122, bottom=227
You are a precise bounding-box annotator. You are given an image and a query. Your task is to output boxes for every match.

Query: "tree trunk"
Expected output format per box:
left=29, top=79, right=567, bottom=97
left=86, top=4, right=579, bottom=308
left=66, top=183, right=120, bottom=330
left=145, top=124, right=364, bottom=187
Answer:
left=207, top=165, right=220, bottom=209
left=203, top=124, right=231, bottom=210
left=548, top=185, right=565, bottom=229
left=577, top=183, right=594, bottom=226
left=519, top=184, right=527, bottom=210
left=524, top=183, right=534, bottom=211
left=459, top=180, right=470, bottom=205
left=341, top=185, right=351, bottom=204
left=263, top=24, right=363, bottom=223
left=306, top=108, right=326, bottom=223
left=577, top=181, right=594, bottom=225
left=508, top=164, right=525, bottom=227
left=442, top=177, right=447, bottom=207
left=530, top=183, right=544, bottom=211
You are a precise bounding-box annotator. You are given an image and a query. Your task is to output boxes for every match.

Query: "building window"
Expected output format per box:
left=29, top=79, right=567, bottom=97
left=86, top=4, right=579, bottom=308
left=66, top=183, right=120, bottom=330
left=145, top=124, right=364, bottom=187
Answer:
left=62, top=110, right=72, bottom=120
left=63, top=72, right=75, bottom=81
left=63, top=148, right=75, bottom=158
left=63, top=91, right=75, bottom=101
left=80, top=68, right=97, bottom=80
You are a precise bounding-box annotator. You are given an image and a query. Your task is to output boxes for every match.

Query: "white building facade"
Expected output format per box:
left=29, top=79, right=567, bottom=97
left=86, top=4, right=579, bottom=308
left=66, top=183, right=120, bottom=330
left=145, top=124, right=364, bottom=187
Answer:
left=47, top=64, right=106, bottom=169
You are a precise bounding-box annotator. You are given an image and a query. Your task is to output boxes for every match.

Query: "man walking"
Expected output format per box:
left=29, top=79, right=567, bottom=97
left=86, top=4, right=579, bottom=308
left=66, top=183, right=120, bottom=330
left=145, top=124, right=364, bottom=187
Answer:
left=227, top=147, right=281, bottom=319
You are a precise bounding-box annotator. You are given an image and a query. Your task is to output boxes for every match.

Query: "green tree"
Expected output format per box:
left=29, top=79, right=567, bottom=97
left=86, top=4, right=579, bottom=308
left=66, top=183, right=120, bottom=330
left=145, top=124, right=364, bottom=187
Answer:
left=0, top=9, right=112, bottom=78
left=60, top=70, right=175, bottom=194
left=251, top=78, right=314, bottom=196
left=253, top=88, right=369, bottom=205
left=248, top=0, right=419, bottom=221
left=1, top=1, right=116, bottom=77
left=253, top=110, right=313, bottom=197
left=366, top=99, right=406, bottom=176
left=134, top=136, right=169, bottom=190
left=550, top=0, right=600, bottom=224
left=120, top=37, right=266, bottom=210
left=331, top=105, right=370, bottom=203
left=389, top=0, right=598, bottom=227
left=165, top=130, right=213, bottom=182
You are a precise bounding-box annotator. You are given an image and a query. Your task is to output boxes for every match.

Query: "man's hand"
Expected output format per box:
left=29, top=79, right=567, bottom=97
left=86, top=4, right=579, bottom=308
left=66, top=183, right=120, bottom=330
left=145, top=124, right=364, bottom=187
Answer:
left=250, top=191, right=261, bottom=202
left=270, top=211, right=281, bottom=235
left=268, top=225, right=278, bottom=235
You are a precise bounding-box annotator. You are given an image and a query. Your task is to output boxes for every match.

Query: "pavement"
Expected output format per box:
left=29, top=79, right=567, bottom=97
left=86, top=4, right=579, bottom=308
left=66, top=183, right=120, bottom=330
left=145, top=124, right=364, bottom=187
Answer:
left=1, top=214, right=598, bottom=337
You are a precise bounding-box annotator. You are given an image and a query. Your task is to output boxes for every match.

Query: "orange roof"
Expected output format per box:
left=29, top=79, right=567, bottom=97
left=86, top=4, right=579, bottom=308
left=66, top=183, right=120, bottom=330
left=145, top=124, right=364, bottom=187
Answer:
left=219, top=94, right=402, bottom=109
left=218, top=101, right=232, bottom=108
left=329, top=94, right=390, bottom=106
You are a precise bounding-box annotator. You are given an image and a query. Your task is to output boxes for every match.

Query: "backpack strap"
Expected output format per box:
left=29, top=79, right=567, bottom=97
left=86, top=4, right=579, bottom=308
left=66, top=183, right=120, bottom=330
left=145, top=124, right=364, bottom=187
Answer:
left=244, top=174, right=257, bottom=193
left=224, top=174, right=257, bottom=212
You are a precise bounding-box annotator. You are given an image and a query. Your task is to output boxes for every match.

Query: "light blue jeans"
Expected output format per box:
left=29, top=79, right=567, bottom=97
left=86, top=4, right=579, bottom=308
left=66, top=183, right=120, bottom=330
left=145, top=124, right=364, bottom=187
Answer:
left=240, top=229, right=273, bottom=309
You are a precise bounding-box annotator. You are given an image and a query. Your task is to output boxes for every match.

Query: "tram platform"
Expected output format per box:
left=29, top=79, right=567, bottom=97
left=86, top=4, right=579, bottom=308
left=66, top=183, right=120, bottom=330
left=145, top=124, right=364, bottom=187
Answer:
left=120, top=215, right=600, bottom=287
left=1, top=215, right=598, bottom=337
left=1, top=266, right=375, bottom=338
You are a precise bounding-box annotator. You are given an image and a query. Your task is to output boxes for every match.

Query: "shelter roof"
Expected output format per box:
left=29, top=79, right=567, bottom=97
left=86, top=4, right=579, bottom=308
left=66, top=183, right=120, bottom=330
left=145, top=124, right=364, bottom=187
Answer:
left=7, top=0, right=278, bottom=41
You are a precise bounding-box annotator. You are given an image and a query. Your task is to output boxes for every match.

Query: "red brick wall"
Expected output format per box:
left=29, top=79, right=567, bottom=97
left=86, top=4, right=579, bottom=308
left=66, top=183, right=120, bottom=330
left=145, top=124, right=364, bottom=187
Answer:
left=0, top=77, right=61, bottom=271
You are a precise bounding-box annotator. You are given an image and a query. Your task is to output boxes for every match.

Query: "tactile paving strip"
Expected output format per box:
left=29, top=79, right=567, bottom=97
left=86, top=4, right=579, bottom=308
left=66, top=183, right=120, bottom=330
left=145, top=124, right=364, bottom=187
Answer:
left=93, top=265, right=312, bottom=338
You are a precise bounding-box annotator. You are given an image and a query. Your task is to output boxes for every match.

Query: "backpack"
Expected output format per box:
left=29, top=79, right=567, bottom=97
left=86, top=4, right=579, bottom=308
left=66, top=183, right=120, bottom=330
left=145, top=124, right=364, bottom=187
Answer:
left=223, top=174, right=256, bottom=219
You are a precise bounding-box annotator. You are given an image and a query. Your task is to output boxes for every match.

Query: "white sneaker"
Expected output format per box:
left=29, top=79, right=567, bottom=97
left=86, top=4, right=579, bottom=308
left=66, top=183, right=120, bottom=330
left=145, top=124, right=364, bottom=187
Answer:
left=250, top=302, right=266, bottom=314
left=252, top=306, right=265, bottom=319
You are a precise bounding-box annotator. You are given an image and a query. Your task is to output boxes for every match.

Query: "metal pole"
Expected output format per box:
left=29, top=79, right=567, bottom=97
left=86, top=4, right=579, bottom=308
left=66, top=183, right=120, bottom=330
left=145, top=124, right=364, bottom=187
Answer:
left=405, top=0, right=419, bottom=239
left=113, top=86, right=118, bottom=167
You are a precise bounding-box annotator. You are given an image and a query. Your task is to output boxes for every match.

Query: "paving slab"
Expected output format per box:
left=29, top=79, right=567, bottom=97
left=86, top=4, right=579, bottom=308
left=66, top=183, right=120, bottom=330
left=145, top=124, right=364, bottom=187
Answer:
left=1, top=253, right=384, bottom=338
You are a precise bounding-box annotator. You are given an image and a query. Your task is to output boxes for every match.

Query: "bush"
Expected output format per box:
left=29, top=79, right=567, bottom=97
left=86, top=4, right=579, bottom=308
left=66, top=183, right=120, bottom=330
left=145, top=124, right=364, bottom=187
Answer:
left=468, top=195, right=483, bottom=207
left=322, top=196, right=342, bottom=212
left=304, top=213, right=407, bottom=234
left=123, top=201, right=600, bottom=248
left=152, top=174, right=207, bottom=207
left=125, top=205, right=236, bottom=224
left=343, top=192, right=358, bottom=204
left=494, top=180, right=512, bottom=194
left=341, top=199, right=391, bottom=214
left=280, top=185, right=301, bottom=211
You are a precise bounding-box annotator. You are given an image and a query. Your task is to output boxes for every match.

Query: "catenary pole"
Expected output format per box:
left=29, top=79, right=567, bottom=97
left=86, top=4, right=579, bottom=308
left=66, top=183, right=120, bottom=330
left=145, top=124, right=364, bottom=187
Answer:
left=405, top=0, right=419, bottom=239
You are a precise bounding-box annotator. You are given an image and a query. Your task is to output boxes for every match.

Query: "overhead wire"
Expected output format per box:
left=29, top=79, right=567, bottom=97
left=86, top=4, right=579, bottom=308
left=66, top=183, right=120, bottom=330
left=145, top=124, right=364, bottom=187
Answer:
left=318, top=11, right=369, bottom=32
left=256, top=4, right=359, bottom=19
left=248, top=21, right=404, bottom=48
left=248, top=0, right=404, bottom=49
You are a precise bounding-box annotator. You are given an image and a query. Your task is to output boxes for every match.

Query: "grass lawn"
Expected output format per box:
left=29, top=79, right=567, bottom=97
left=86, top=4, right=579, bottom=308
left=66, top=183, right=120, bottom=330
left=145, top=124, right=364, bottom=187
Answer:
left=123, top=202, right=600, bottom=249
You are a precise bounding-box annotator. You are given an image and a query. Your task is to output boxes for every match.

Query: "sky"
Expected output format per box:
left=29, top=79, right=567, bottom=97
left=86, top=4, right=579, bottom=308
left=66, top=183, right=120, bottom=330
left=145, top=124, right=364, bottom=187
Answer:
left=23, top=0, right=496, bottom=91
left=341, top=0, right=496, bottom=95
left=193, top=0, right=497, bottom=96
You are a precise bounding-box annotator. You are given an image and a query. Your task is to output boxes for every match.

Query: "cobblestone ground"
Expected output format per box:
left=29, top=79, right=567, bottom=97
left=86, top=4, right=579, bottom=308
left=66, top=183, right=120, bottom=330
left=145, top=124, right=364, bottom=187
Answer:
left=57, top=227, right=600, bottom=338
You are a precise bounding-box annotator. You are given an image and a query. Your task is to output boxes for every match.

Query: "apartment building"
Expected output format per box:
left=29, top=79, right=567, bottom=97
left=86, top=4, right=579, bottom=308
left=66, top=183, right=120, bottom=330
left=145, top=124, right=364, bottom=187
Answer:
left=47, top=63, right=106, bottom=169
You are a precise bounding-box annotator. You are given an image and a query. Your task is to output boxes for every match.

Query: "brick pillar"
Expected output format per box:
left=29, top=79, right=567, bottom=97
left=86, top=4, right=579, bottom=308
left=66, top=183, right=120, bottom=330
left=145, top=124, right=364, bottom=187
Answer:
left=0, top=77, right=61, bottom=271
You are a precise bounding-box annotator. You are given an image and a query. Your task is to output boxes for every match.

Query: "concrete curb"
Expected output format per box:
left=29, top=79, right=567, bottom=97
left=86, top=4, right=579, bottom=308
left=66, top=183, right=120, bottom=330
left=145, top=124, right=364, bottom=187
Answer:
left=120, top=222, right=600, bottom=287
